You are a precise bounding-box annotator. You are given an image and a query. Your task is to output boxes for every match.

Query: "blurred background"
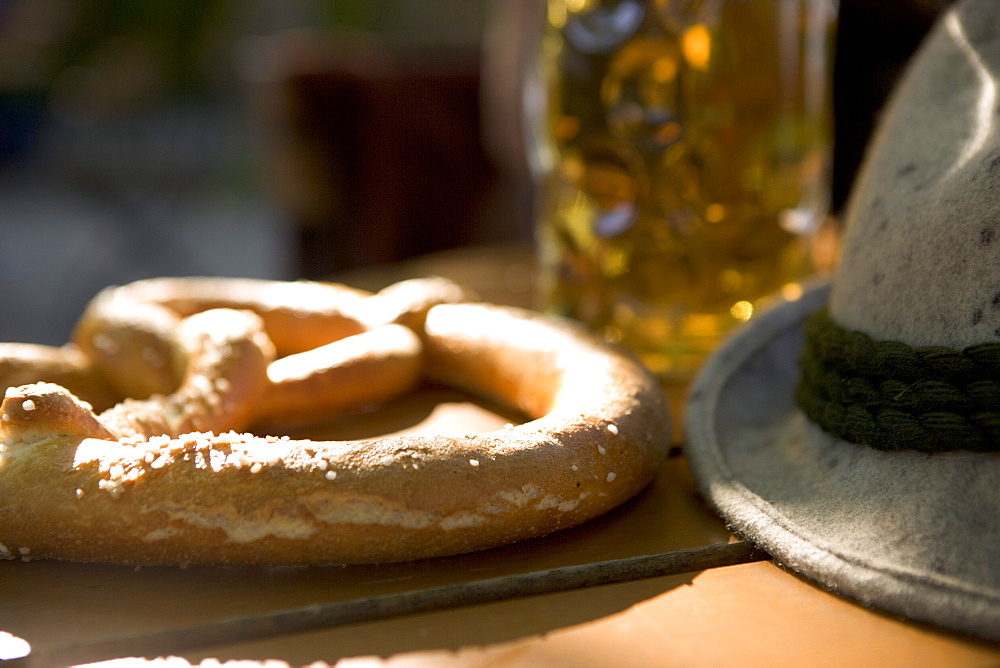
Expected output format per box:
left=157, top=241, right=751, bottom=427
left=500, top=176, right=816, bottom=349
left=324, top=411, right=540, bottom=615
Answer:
left=0, top=0, right=954, bottom=346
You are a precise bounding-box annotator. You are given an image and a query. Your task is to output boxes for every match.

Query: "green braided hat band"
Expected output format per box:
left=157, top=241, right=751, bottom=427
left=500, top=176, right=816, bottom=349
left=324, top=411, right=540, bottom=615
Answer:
left=796, top=309, right=1000, bottom=453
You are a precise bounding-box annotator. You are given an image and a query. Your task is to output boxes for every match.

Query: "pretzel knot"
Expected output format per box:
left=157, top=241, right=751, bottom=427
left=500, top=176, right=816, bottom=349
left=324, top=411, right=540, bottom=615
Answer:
left=0, top=276, right=670, bottom=566
left=71, top=276, right=471, bottom=432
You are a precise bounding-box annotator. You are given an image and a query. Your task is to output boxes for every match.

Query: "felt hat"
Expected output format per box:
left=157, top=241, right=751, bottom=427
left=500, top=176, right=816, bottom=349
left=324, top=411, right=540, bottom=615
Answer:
left=684, top=0, right=1000, bottom=642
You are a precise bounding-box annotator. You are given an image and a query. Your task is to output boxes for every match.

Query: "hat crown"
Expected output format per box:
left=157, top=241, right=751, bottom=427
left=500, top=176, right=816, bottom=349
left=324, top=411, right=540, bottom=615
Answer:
left=830, top=0, right=1000, bottom=349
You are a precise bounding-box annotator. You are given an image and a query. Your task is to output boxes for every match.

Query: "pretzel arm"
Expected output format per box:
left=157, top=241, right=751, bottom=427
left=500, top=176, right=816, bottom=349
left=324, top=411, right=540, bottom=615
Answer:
left=0, top=343, right=117, bottom=411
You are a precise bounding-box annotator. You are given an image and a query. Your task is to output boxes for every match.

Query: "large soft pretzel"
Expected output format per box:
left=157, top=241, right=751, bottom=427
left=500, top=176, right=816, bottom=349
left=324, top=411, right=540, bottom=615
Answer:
left=0, top=301, right=670, bottom=566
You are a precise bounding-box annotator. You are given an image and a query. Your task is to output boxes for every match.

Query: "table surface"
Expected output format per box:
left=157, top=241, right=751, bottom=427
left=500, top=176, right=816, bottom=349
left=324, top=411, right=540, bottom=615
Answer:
left=3, top=245, right=999, bottom=667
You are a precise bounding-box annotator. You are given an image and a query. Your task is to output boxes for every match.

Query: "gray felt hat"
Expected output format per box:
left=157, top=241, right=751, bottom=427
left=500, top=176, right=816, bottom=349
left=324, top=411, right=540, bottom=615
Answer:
left=684, top=0, right=1000, bottom=642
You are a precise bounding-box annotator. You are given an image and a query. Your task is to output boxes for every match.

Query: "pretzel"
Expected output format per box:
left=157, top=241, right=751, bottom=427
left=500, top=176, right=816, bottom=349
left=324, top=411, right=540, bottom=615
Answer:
left=0, top=302, right=670, bottom=566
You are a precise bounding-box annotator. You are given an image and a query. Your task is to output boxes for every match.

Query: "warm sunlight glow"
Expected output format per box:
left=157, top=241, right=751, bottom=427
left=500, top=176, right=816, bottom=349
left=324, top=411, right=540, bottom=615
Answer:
left=0, top=632, right=30, bottom=661
left=781, top=282, right=804, bottom=301
left=730, top=300, right=754, bottom=321
left=705, top=203, right=725, bottom=223
left=681, top=24, right=711, bottom=70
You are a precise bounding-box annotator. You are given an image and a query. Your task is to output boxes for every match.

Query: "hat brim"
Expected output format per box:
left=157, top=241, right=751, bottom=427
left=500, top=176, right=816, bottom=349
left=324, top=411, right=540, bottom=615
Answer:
left=684, top=283, right=1000, bottom=642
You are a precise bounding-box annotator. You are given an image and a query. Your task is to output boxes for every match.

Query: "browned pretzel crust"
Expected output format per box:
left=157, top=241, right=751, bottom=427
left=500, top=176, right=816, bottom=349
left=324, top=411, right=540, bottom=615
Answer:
left=0, top=302, right=670, bottom=566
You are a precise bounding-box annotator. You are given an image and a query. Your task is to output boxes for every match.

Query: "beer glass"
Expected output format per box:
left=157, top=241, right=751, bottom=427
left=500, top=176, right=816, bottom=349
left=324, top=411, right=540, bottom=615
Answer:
left=531, top=0, right=839, bottom=382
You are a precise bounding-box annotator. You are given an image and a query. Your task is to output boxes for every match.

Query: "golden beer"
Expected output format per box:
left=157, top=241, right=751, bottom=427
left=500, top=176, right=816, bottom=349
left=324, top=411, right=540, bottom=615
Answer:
left=533, top=0, right=838, bottom=381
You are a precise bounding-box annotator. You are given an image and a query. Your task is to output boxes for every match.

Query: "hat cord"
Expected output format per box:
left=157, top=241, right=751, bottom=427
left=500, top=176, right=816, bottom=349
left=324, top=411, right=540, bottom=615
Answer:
left=795, top=309, right=1000, bottom=452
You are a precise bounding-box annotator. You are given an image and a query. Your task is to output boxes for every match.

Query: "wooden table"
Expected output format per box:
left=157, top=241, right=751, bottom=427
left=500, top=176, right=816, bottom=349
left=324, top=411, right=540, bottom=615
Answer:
left=3, top=246, right=999, bottom=667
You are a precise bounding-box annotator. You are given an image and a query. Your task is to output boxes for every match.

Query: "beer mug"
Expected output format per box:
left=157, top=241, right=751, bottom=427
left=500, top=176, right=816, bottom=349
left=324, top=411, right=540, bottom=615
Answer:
left=530, top=0, right=839, bottom=382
